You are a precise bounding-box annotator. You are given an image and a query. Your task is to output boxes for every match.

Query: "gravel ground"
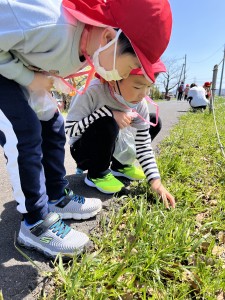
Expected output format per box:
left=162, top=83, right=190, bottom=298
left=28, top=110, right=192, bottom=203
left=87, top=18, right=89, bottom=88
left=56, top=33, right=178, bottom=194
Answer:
left=0, top=100, right=189, bottom=300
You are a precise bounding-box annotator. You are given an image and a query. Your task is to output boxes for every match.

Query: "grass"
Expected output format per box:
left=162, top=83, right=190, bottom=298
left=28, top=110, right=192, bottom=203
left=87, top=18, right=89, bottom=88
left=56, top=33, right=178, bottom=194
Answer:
left=41, top=98, right=225, bottom=299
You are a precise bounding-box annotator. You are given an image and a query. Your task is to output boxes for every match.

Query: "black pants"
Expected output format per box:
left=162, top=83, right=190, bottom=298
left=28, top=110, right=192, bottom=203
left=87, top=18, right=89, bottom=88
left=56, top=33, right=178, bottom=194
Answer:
left=192, top=106, right=207, bottom=111
left=177, top=92, right=183, bottom=100
left=70, top=113, right=162, bottom=179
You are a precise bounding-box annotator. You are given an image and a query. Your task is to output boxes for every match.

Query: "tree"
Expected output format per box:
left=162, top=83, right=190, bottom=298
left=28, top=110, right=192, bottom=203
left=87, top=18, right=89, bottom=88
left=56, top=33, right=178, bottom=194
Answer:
left=150, top=85, right=161, bottom=100
left=157, top=57, right=184, bottom=99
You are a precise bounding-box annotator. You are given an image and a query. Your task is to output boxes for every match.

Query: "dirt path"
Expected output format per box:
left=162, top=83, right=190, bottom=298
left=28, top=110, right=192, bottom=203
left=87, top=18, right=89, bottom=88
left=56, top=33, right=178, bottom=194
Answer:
left=0, top=100, right=189, bottom=300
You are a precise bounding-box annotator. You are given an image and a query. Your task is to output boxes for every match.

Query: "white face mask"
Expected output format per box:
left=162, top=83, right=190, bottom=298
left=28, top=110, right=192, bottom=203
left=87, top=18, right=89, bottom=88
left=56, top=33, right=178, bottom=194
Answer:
left=114, top=91, right=139, bottom=109
left=93, top=29, right=123, bottom=81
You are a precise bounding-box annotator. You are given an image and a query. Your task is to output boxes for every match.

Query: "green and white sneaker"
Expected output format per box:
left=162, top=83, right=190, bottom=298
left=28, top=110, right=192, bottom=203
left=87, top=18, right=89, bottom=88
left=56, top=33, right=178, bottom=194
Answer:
left=17, top=212, right=89, bottom=259
left=111, top=165, right=146, bottom=181
left=85, top=173, right=124, bottom=194
left=48, top=188, right=102, bottom=220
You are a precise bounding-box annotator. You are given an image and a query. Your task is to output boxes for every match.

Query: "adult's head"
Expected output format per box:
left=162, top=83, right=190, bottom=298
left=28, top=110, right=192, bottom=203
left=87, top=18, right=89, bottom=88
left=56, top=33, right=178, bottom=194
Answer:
left=63, top=0, right=172, bottom=83
left=190, top=83, right=197, bottom=88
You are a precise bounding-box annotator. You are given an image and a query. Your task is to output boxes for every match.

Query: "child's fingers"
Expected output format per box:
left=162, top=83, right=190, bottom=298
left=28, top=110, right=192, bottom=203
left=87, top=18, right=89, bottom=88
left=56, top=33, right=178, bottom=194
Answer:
left=161, top=193, right=176, bottom=209
left=167, top=192, right=176, bottom=208
left=169, top=196, right=176, bottom=208
left=124, top=115, right=132, bottom=123
left=161, top=193, right=169, bottom=209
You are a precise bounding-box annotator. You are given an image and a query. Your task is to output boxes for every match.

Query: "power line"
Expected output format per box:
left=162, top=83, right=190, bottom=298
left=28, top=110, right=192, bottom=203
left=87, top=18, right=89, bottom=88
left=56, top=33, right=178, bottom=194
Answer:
left=189, top=45, right=224, bottom=64
left=219, top=45, right=225, bottom=95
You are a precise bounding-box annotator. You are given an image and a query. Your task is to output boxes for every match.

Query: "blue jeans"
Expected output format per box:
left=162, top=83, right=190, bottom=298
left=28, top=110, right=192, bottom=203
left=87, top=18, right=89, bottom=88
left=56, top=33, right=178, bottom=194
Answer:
left=0, top=75, right=67, bottom=223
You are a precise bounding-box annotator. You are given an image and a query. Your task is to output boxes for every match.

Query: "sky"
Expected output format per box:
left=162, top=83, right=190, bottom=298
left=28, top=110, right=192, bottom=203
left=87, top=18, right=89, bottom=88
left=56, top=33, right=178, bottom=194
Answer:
left=161, top=0, right=225, bottom=90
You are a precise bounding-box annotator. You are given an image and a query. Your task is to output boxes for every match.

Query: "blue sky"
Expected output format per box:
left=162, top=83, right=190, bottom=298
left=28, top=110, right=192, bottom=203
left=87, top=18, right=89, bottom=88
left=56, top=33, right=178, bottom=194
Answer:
left=162, top=0, right=225, bottom=89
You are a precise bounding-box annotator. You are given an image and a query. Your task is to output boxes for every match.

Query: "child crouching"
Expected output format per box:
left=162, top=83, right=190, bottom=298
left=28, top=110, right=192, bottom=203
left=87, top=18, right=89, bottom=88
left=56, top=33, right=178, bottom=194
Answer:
left=66, top=60, right=175, bottom=208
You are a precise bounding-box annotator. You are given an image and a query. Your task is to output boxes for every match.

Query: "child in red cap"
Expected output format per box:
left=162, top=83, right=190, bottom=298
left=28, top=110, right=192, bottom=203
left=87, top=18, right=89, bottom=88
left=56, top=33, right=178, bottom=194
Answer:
left=203, top=82, right=212, bottom=99
left=0, top=0, right=172, bottom=258
left=184, top=84, right=190, bottom=100
left=66, top=59, right=175, bottom=209
left=188, top=83, right=209, bottom=111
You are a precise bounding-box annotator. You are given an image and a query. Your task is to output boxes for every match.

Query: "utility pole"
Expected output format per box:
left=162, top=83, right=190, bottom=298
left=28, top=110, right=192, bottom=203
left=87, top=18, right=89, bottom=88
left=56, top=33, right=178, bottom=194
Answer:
left=176, top=63, right=184, bottom=99
left=183, top=54, right=187, bottom=83
left=210, top=64, right=218, bottom=113
left=219, top=45, right=225, bottom=96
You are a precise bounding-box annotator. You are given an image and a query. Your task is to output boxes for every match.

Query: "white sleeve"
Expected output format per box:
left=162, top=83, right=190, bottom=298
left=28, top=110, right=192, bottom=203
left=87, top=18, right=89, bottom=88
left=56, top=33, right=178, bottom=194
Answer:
left=0, top=50, right=34, bottom=86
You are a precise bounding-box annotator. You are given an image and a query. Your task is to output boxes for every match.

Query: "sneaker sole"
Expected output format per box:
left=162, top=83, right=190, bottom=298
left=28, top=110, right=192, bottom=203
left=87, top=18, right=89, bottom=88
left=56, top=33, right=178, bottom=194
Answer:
left=17, top=232, right=85, bottom=259
left=56, top=207, right=102, bottom=220
left=111, top=170, right=145, bottom=181
left=84, top=176, right=122, bottom=194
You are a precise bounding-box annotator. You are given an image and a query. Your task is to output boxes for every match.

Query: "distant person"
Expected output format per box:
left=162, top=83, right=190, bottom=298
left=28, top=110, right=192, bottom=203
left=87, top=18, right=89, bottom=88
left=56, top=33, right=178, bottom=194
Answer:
left=177, top=81, right=184, bottom=101
left=203, top=82, right=212, bottom=100
left=187, top=83, right=209, bottom=111
left=184, top=84, right=190, bottom=100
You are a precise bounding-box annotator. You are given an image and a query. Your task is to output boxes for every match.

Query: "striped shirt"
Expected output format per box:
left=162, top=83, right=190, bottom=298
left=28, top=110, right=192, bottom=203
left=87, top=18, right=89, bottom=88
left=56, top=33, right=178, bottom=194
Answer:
left=66, top=79, right=160, bottom=182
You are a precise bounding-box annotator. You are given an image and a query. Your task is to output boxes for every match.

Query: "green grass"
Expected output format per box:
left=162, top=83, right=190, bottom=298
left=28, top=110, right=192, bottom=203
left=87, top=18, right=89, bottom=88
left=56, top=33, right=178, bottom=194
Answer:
left=41, top=97, right=225, bottom=299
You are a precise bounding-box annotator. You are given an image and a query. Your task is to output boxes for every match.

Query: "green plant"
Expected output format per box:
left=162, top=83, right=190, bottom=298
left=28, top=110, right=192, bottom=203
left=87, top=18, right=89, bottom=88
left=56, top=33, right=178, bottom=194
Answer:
left=40, top=97, right=225, bottom=299
left=0, top=290, right=4, bottom=300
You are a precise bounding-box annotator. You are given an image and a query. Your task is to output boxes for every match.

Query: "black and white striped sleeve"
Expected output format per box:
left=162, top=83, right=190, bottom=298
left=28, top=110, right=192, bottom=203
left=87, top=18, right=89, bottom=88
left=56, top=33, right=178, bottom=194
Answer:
left=65, top=105, right=113, bottom=138
left=135, top=128, right=160, bottom=182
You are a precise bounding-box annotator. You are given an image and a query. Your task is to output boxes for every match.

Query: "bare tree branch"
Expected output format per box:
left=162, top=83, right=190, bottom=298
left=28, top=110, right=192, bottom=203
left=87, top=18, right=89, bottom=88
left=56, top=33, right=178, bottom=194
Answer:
left=156, top=56, right=184, bottom=99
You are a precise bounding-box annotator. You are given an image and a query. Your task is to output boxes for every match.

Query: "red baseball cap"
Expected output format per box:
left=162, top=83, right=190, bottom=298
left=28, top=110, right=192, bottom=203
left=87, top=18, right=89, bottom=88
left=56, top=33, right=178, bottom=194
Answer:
left=204, top=81, right=211, bottom=87
left=62, top=0, right=172, bottom=83
left=130, top=59, right=166, bottom=76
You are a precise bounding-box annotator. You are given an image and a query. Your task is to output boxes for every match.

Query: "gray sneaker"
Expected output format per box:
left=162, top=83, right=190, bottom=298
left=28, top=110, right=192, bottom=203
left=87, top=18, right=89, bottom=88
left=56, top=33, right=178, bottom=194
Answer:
left=48, top=189, right=102, bottom=220
left=17, top=212, right=89, bottom=258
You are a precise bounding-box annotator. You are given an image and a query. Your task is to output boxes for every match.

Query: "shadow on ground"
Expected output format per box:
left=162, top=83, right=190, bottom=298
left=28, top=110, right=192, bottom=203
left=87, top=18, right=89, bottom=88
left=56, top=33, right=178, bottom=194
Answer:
left=0, top=174, right=130, bottom=300
left=0, top=201, right=51, bottom=300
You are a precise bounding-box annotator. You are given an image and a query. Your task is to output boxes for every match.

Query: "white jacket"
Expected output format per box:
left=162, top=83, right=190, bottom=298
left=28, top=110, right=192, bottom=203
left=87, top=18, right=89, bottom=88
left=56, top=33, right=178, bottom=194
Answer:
left=188, top=86, right=209, bottom=107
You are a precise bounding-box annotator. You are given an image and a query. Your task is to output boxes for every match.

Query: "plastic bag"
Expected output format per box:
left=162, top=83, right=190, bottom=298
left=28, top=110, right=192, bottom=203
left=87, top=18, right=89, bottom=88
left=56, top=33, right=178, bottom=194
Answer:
left=113, top=126, right=136, bottom=165
left=28, top=90, right=58, bottom=121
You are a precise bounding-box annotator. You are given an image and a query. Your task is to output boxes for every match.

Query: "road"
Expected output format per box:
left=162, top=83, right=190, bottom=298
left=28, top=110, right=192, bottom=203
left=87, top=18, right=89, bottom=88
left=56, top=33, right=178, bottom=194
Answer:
left=0, top=100, right=189, bottom=300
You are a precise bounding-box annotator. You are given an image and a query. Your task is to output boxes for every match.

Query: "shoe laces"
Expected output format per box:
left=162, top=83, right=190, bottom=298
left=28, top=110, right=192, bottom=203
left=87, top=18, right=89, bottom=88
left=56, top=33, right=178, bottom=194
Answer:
left=65, top=188, right=85, bottom=204
left=76, top=168, right=84, bottom=175
left=71, top=194, right=85, bottom=204
left=121, top=165, right=133, bottom=172
left=117, top=166, right=139, bottom=175
left=50, top=219, right=71, bottom=239
left=94, top=173, right=114, bottom=182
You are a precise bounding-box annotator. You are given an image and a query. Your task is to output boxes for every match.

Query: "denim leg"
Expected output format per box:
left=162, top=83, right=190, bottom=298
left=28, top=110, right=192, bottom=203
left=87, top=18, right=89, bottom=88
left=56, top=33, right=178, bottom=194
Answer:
left=0, top=76, right=49, bottom=224
left=41, top=111, right=68, bottom=200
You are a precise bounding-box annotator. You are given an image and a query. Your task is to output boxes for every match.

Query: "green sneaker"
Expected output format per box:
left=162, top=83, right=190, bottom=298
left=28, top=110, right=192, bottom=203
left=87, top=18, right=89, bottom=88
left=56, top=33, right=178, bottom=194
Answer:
left=111, top=165, right=146, bottom=181
left=85, top=173, right=124, bottom=194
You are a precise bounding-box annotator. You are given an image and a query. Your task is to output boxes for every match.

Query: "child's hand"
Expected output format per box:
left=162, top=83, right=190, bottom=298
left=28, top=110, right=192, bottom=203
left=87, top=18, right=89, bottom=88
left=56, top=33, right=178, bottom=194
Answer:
left=28, top=72, right=54, bottom=92
left=150, top=179, right=176, bottom=209
left=113, top=111, right=132, bottom=129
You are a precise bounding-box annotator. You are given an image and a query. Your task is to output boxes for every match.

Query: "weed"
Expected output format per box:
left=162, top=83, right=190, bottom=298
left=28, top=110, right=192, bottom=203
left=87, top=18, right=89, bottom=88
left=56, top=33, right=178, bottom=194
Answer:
left=40, top=98, right=225, bottom=299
